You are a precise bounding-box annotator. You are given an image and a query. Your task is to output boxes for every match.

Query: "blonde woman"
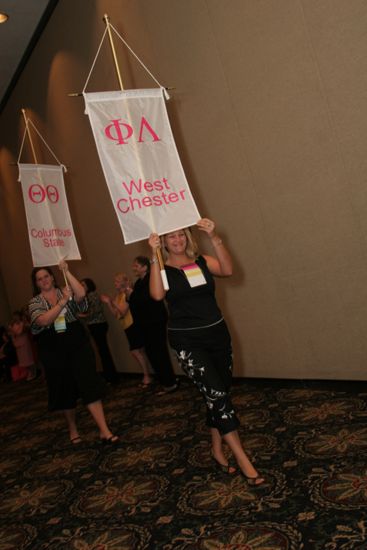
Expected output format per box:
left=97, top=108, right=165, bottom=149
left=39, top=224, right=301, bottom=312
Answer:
left=101, top=273, right=152, bottom=387
left=148, top=219, right=264, bottom=485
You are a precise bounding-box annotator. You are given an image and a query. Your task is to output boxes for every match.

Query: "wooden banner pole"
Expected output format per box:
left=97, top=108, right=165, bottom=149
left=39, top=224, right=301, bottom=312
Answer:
left=103, top=14, right=124, bottom=90
left=102, top=14, right=167, bottom=281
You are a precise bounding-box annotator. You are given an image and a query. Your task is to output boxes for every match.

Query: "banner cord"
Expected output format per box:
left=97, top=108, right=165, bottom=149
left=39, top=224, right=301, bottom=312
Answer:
left=82, top=27, right=109, bottom=93
left=82, top=24, right=170, bottom=99
left=17, top=117, right=66, bottom=171
left=110, top=24, right=169, bottom=98
left=17, top=126, right=28, bottom=165
left=28, top=119, right=66, bottom=171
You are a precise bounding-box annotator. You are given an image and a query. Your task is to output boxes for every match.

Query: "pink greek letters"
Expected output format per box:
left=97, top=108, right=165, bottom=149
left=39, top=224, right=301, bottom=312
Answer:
left=104, top=117, right=160, bottom=145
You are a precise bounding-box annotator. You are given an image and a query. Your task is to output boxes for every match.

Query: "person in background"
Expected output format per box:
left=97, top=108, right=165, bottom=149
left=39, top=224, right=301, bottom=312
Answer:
left=9, top=312, right=37, bottom=381
left=80, top=278, right=119, bottom=385
left=148, top=219, right=264, bottom=485
left=29, top=260, right=118, bottom=445
left=0, top=326, right=17, bottom=382
left=127, top=256, right=178, bottom=394
left=101, top=273, right=152, bottom=388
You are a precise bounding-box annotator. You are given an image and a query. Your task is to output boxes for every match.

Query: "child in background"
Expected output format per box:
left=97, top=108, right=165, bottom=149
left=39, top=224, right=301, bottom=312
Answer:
left=9, top=313, right=37, bottom=381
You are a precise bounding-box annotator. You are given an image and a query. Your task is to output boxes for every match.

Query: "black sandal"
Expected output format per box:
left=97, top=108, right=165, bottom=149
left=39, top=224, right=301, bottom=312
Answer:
left=211, top=453, right=237, bottom=475
left=100, top=435, right=119, bottom=445
left=156, top=381, right=180, bottom=395
left=242, top=472, right=265, bottom=486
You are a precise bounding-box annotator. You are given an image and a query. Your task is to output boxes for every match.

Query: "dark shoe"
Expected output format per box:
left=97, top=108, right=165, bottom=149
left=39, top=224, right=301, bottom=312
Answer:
left=211, top=453, right=237, bottom=475
left=157, top=380, right=180, bottom=395
left=100, top=435, right=119, bottom=445
left=139, top=381, right=153, bottom=389
left=241, top=472, right=265, bottom=486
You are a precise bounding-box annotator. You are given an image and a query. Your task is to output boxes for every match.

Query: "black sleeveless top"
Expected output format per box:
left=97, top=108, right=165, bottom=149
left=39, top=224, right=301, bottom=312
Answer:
left=129, top=273, right=168, bottom=327
left=165, top=255, right=223, bottom=330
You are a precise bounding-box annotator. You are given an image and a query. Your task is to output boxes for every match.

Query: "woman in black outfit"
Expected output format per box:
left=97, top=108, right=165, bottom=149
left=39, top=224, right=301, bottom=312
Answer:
left=127, top=256, right=178, bottom=392
left=148, top=219, right=264, bottom=485
left=29, top=261, right=118, bottom=445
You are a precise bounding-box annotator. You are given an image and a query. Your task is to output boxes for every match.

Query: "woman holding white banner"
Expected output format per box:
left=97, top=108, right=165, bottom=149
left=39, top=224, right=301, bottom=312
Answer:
left=148, top=219, right=264, bottom=485
left=28, top=261, right=118, bottom=445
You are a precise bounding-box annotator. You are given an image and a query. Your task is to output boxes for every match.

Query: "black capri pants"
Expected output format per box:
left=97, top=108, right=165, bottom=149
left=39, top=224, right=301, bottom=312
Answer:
left=168, top=320, right=240, bottom=435
left=36, top=321, right=105, bottom=411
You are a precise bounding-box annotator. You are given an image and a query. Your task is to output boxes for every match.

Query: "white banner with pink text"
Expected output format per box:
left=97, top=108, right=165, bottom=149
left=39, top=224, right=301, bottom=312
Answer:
left=18, top=164, right=81, bottom=267
left=84, top=88, right=200, bottom=244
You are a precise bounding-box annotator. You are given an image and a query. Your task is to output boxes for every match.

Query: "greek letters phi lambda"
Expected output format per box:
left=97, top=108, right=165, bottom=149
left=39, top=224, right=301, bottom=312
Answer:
left=104, top=116, right=188, bottom=215
left=104, top=117, right=160, bottom=145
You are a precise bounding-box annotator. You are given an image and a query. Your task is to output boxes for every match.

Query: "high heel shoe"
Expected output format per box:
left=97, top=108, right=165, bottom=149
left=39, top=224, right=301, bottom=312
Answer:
left=241, top=472, right=265, bottom=486
left=100, top=435, right=119, bottom=445
left=211, top=453, right=237, bottom=475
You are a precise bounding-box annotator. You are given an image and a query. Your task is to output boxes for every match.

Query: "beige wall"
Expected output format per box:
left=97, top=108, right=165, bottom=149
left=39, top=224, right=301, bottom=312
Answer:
left=1, top=0, right=367, bottom=379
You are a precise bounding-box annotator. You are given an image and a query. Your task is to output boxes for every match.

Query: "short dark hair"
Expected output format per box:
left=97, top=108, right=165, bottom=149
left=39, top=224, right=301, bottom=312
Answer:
left=134, top=256, right=150, bottom=270
left=81, top=278, right=96, bottom=293
left=31, top=266, right=56, bottom=296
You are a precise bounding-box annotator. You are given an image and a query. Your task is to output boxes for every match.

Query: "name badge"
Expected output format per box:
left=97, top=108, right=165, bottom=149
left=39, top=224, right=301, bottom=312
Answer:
left=54, top=308, right=67, bottom=333
left=182, top=263, right=207, bottom=288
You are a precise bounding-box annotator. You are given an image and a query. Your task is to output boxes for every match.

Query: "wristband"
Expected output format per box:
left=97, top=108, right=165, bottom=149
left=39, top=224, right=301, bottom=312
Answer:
left=150, top=257, right=158, bottom=264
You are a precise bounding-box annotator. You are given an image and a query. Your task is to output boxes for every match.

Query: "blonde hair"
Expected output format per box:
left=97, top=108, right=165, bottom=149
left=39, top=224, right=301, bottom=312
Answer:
left=114, top=272, right=131, bottom=289
left=160, top=228, right=199, bottom=261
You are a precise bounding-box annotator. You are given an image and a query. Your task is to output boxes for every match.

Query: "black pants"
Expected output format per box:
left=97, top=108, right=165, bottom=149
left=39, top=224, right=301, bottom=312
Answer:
left=169, top=320, right=240, bottom=435
left=37, top=321, right=105, bottom=411
left=139, top=321, right=177, bottom=387
left=88, top=322, right=119, bottom=383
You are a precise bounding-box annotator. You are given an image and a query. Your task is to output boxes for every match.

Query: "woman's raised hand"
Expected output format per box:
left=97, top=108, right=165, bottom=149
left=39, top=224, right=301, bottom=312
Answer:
left=148, top=233, right=161, bottom=251
left=100, top=294, right=111, bottom=304
left=58, top=259, right=68, bottom=272
left=62, top=286, right=73, bottom=301
left=197, top=218, right=216, bottom=237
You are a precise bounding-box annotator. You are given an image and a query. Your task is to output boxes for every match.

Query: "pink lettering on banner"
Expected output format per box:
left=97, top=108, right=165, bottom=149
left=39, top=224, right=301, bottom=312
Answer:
left=31, top=228, right=72, bottom=239
left=138, top=117, right=160, bottom=143
left=104, top=117, right=161, bottom=145
left=28, top=184, right=59, bottom=204
left=116, top=175, right=187, bottom=214
left=105, top=120, right=133, bottom=145
left=30, top=227, right=72, bottom=249
left=46, top=185, right=59, bottom=203
left=121, top=178, right=170, bottom=195
left=29, top=184, right=46, bottom=203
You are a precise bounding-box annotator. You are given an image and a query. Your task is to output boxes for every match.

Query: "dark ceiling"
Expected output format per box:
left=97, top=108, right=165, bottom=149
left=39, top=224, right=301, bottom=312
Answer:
left=0, top=0, right=58, bottom=113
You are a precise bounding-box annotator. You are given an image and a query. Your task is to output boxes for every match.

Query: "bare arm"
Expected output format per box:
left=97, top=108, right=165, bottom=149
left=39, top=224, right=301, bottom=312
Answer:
left=148, top=233, right=166, bottom=300
left=111, top=295, right=130, bottom=318
left=101, top=293, right=129, bottom=319
left=100, top=294, right=118, bottom=318
left=197, top=218, right=233, bottom=277
left=34, top=287, right=72, bottom=327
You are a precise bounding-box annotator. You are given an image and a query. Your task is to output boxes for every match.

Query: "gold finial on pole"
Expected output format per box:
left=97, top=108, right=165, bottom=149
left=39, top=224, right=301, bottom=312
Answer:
left=103, top=14, right=124, bottom=91
left=21, top=109, right=38, bottom=164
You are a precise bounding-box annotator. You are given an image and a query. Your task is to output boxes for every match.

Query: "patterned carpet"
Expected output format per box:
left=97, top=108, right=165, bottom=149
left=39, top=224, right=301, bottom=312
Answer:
left=1, top=374, right=367, bottom=549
